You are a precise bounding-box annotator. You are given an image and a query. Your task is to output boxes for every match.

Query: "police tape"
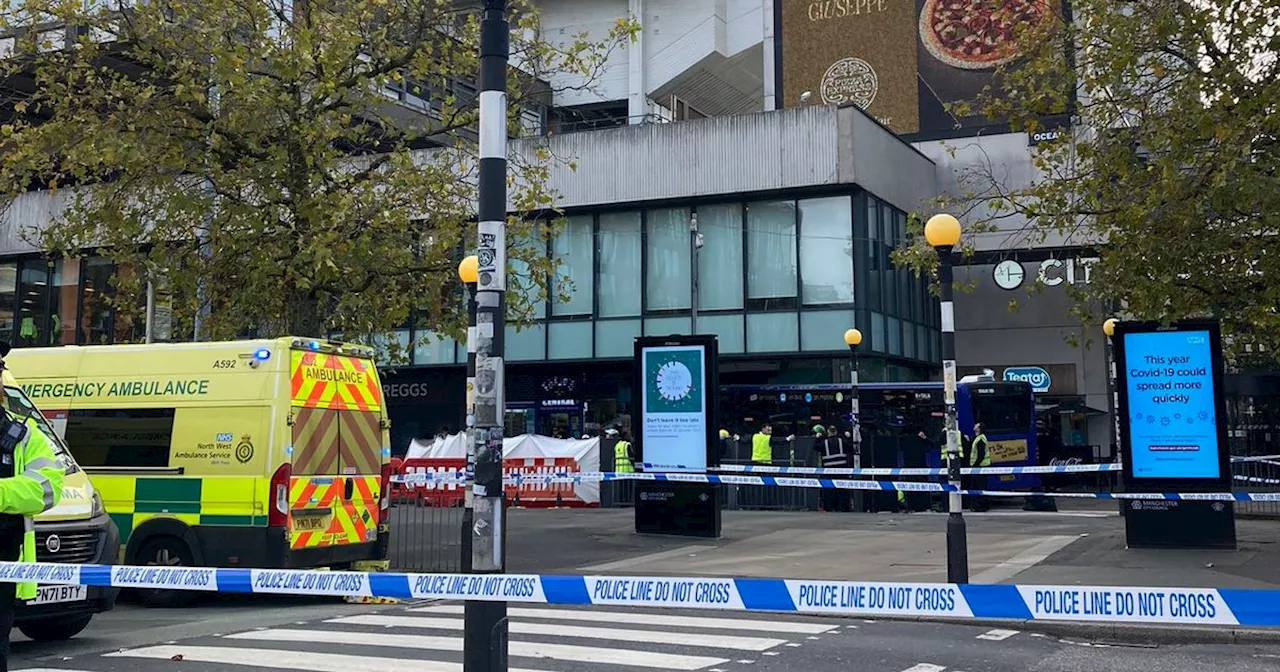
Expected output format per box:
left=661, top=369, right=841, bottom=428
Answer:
left=1233, top=474, right=1280, bottom=486
left=1231, top=454, right=1280, bottom=463
left=640, top=463, right=1123, bottom=476
left=0, top=561, right=1274, bottom=627
left=390, top=471, right=1280, bottom=501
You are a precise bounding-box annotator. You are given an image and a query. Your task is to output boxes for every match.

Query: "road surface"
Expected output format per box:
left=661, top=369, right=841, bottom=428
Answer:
left=12, top=599, right=1280, bottom=672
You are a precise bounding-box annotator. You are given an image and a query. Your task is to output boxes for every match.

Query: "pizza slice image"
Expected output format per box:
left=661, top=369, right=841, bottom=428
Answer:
left=919, top=0, right=1052, bottom=70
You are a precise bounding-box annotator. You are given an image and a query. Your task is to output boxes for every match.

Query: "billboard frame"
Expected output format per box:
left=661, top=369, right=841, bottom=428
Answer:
left=1112, top=318, right=1231, bottom=492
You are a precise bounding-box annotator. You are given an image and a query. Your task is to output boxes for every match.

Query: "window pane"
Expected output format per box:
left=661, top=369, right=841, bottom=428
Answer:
left=595, top=319, right=640, bottom=358
left=0, top=263, right=15, bottom=345
left=511, top=225, right=547, bottom=319
left=799, top=197, right=854, bottom=305
left=551, top=215, right=593, bottom=316
left=51, top=259, right=76, bottom=345
left=871, top=312, right=886, bottom=353
left=65, top=408, right=175, bottom=468
left=904, top=322, right=917, bottom=359
left=864, top=199, right=880, bottom=311
left=644, top=316, right=690, bottom=336
left=598, top=211, right=642, bottom=317
left=111, top=264, right=144, bottom=343
left=696, top=313, right=743, bottom=354
left=548, top=321, right=592, bottom=359
left=373, top=328, right=411, bottom=364
left=150, top=274, right=174, bottom=342
left=746, top=201, right=797, bottom=302
left=888, top=317, right=902, bottom=356
left=747, top=312, right=799, bottom=352
left=17, top=260, right=50, bottom=347
left=697, top=204, right=744, bottom=310
left=414, top=331, right=458, bottom=364
left=645, top=208, right=691, bottom=311
left=800, top=310, right=856, bottom=351
left=505, top=324, right=546, bottom=361
left=80, top=258, right=112, bottom=344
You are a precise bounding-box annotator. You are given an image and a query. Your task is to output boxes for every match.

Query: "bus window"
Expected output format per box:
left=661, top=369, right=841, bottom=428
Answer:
left=969, top=389, right=1032, bottom=434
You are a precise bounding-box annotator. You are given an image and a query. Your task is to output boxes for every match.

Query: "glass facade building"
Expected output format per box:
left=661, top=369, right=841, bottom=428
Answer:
left=1, top=189, right=940, bottom=453
left=380, top=188, right=941, bottom=450
left=403, top=189, right=939, bottom=369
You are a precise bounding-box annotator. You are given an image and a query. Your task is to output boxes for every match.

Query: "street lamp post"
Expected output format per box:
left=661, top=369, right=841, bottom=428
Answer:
left=1103, top=318, right=1120, bottom=468
left=843, top=328, right=863, bottom=463
left=925, top=213, right=968, bottom=585
left=465, top=0, right=510, bottom=670
left=458, top=256, right=479, bottom=573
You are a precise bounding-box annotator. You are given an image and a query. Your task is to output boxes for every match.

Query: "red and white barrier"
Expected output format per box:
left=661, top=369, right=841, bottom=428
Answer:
left=391, top=435, right=601, bottom=508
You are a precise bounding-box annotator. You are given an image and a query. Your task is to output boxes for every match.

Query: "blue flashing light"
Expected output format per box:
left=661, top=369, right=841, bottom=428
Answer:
left=309, top=341, right=321, bottom=351
left=253, top=348, right=272, bottom=361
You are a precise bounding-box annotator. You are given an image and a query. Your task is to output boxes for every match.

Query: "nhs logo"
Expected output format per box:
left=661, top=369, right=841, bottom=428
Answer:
left=1003, top=366, right=1052, bottom=393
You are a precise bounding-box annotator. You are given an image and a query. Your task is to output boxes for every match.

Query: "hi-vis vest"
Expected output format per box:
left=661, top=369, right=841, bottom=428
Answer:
left=614, top=441, right=634, bottom=473
left=752, top=433, right=771, bottom=464
left=3, top=418, right=65, bottom=600
left=969, top=434, right=991, bottom=468
left=820, top=437, right=848, bottom=468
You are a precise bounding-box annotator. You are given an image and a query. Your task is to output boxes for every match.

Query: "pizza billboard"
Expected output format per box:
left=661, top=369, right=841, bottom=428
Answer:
left=777, top=0, right=1070, bottom=139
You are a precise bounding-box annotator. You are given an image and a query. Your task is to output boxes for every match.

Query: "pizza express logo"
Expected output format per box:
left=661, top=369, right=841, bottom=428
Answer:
left=821, top=57, right=878, bottom=109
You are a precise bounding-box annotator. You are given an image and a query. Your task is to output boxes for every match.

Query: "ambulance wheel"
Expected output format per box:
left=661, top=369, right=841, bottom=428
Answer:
left=18, top=614, right=93, bottom=641
left=135, top=537, right=197, bottom=608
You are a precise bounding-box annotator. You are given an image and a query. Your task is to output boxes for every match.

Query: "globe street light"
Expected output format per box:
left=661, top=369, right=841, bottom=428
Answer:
left=925, top=213, right=968, bottom=585
left=843, top=329, right=864, bottom=510
left=1103, top=318, right=1120, bottom=467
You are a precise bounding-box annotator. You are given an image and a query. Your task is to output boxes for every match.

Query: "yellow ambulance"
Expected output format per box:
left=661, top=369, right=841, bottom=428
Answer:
left=7, top=337, right=392, bottom=607
left=4, top=370, right=120, bottom=640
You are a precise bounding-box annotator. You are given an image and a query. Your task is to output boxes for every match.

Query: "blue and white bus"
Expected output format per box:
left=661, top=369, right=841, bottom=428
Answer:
left=719, top=379, right=1039, bottom=489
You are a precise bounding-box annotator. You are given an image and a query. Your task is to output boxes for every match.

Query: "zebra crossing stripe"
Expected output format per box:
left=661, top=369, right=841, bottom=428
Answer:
left=225, top=628, right=731, bottom=670
left=327, top=613, right=788, bottom=650
left=104, top=644, right=553, bottom=672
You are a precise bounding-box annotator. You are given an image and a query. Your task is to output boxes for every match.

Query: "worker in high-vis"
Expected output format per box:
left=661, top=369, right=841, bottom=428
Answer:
left=964, top=422, right=991, bottom=512
left=750, top=423, right=795, bottom=465
left=609, top=428, right=634, bottom=473
left=0, top=341, right=65, bottom=670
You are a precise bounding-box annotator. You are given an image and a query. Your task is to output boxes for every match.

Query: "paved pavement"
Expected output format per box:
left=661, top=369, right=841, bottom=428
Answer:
left=487, top=505, right=1280, bottom=589
left=13, top=601, right=1280, bottom=672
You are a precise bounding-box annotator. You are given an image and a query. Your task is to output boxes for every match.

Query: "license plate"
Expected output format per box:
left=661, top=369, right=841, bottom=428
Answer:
left=30, top=585, right=86, bottom=605
left=293, top=515, right=329, bottom=531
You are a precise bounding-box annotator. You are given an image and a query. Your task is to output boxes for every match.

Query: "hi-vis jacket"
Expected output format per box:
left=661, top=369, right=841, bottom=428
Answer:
left=0, top=416, right=64, bottom=600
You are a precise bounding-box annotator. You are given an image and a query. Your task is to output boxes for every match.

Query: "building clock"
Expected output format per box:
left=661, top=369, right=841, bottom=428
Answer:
left=993, top=260, right=1025, bottom=290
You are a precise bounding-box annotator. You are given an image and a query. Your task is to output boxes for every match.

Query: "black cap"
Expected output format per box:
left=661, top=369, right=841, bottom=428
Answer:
left=0, top=341, right=10, bottom=358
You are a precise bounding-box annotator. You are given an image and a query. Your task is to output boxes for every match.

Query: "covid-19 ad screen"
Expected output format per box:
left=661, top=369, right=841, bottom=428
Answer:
left=1122, top=329, right=1221, bottom=480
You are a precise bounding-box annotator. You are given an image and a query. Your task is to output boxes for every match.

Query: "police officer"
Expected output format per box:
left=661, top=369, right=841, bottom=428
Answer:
left=817, top=425, right=851, bottom=512
left=0, top=342, right=65, bottom=670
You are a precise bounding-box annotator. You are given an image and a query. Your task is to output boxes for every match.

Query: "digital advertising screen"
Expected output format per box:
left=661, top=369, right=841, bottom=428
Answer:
left=638, top=344, right=708, bottom=473
left=1120, top=328, right=1222, bottom=480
